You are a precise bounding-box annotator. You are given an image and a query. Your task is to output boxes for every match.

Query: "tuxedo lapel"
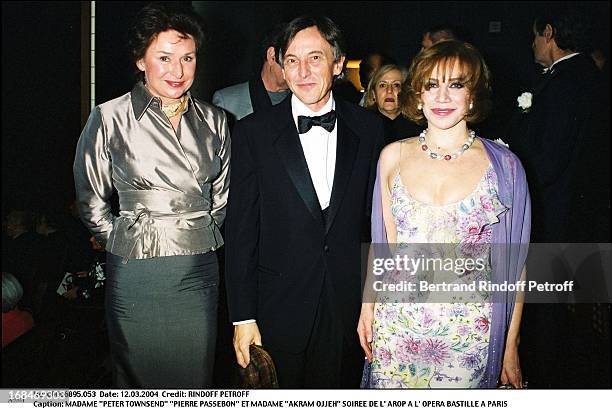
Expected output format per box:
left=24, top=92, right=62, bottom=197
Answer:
left=325, top=103, right=358, bottom=233
left=273, top=99, right=325, bottom=227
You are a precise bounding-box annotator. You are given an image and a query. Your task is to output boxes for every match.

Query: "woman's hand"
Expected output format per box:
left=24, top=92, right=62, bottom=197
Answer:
left=500, top=342, right=523, bottom=388
left=357, top=302, right=375, bottom=362
left=501, top=269, right=525, bottom=388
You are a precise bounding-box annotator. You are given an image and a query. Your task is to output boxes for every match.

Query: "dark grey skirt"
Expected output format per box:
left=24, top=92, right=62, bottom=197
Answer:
left=105, top=251, right=218, bottom=388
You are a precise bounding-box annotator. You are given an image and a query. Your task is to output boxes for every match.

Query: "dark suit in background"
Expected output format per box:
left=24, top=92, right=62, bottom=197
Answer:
left=212, top=23, right=290, bottom=130
left=507, top=53, right=610, bottom=387
left=212, top=76, right=289, bottom=127
left=508, top=53, right=609, bottom=243
left=378, top=112, right=423, bottom=145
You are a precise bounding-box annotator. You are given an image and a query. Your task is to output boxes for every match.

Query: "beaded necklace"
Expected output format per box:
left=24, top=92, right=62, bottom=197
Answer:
left=418, top=128, right=476, bottom=161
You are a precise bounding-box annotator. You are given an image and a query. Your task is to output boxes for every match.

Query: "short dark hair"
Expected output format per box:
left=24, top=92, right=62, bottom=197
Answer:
left=259, top=23, right=286, bottom=63
left=402, top=40, right=491, bottom=125
left=359, top=51, right=396, bottom=89
left=277, top=15, right=346, bottom=67
left=534, top=8, right=592, bottom=52
left=425, top=24, right=461, bottom=43
left=127, top=2, right=205, bottom=79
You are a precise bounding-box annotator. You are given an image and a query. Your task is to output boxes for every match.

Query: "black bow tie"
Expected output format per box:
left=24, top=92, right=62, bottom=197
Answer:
left=297, top=110, right=336, bottom=134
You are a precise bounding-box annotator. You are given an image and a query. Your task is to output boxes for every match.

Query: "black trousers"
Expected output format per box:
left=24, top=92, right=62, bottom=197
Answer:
left=266, top=274, right=363, bottom=388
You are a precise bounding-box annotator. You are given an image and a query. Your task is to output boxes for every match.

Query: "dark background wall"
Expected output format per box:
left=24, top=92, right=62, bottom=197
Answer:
left=194, top=1, right=609, bottom=99
left=195, top=1, right=537, bottom=99
left=2, top=1, right=82, bottom=213
left=2, top=1, right=609, bottom=213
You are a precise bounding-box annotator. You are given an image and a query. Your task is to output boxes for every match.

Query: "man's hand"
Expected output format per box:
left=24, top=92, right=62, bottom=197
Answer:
left=233, top=322, right=262, bottom=368
left=357, top=303, right=375, bottom=362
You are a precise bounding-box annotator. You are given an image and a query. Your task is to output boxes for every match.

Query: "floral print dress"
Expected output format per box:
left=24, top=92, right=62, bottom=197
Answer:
left=368, top=163, right=507, bottom=388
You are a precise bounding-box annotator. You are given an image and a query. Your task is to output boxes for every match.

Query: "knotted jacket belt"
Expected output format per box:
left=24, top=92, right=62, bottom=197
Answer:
left=106, top=190, right=222, bottom=262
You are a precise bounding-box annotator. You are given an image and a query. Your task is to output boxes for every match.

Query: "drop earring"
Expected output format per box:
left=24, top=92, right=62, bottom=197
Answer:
left=469, top=101, right=474, bottom=110
left=417, top=102, right=423, bottom=111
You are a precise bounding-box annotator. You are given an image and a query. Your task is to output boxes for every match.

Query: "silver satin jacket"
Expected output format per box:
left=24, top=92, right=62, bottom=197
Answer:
left=74, top=82, right=230, bottom=261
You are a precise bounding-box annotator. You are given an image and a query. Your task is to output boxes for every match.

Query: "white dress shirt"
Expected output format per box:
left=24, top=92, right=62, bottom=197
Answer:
left=291, top=93, right=337, bottom=210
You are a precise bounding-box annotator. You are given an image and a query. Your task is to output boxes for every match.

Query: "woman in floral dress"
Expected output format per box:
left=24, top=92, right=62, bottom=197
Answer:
left=358, top=41, right=530, bottom=388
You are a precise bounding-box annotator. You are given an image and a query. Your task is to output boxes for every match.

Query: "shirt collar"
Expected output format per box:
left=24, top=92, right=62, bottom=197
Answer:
left=291, top=91, right=335, bottom=127
left=543, top=52, right=580, bottom=74
left=130, top=81, right=202, bottom=122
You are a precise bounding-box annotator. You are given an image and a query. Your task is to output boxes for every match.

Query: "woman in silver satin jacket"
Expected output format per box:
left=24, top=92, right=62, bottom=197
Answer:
left=73, top=3, right=229, bottom=388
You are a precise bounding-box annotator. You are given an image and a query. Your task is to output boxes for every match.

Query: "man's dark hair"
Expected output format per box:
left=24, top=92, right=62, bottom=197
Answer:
left=425, top=23, right=461, bottom=43
left=127, top=2, right=205, bottom=79
left=277, top=15, right=346, bottom=67
left=358, top=51, right=396, bottom=90
left=534, top=8, right=592, bottom=52
left=259, top=23, right=286, bottom=63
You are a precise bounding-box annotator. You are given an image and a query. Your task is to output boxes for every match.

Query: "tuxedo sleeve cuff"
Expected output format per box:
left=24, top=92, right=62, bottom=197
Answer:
left=233, top=319, right=256, bottom=326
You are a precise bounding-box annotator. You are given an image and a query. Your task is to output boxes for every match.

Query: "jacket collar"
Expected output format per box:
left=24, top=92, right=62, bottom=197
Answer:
left=272, top=95, right=359, bottom=233
left=130, top=81, right=203, bottom=122
left=546, top=52, right=580, bottom=73
left=533, top=53, right=586, bottom=98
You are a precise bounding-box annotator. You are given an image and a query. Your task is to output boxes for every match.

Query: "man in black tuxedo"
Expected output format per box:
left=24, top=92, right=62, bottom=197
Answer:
left=508, top=10, right=609, bottom=243
left=225, top=15, right=384, bottom=388
left=508, top=9, right=610, bottom=388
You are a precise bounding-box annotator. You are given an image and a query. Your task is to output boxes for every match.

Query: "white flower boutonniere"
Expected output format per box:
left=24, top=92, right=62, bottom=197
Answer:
left=517, top=92, right=532, bottom=113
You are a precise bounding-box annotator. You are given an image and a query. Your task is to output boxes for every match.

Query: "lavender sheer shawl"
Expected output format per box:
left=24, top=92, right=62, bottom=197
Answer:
left=368, top=137, right=531, bottom=388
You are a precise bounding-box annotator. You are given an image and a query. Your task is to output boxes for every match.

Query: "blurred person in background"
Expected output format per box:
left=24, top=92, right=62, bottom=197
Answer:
left=358, top=51, right=395, bottom=106
left=3, top=209, right=41, bottom=312
left=213, top=23, right=289, bottom=126
left=364, top=64, right=423, bottom=144
left=421, top=23, right=460, bottom=50
left=3, top=272, right=35, bottom=348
